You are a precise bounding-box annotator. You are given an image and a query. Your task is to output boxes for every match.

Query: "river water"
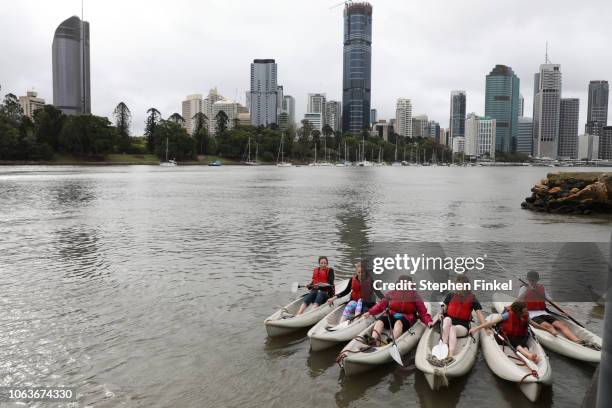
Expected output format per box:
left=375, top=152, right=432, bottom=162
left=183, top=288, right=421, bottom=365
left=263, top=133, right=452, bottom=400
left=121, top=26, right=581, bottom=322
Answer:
left=0, top=165, right=610, bottom=408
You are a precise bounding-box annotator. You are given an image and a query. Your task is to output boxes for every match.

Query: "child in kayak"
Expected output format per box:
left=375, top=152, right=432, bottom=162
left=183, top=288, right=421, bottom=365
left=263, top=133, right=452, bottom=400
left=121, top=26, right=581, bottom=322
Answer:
left=470, top=301, right=555, bottom=363
left=362, top=276, right=433, bottom=346
left=296, top=256, right=335, bottom=315
left=327, top=260, right=380, bottom=323
left=440, top=275, right=486, bottom=357
left=517, top=271, right=581, bottom=343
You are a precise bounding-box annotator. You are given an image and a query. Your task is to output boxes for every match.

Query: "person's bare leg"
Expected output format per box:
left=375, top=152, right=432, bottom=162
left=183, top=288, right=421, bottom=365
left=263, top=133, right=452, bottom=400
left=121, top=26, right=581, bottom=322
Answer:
left=393, top=320, right=404, bottom=340
left=553, top=320, right=580, bottom=342
left=296, top=303, right=307, bottom=315
left=517, top=345, right=539, bottom=363
left=448, top=326, right=458, bottom=357
left=539, top=321, right=557, bottom=335
left=372, top=320, right=384, bottom=342
left=442, top=317, right=452, bottom=345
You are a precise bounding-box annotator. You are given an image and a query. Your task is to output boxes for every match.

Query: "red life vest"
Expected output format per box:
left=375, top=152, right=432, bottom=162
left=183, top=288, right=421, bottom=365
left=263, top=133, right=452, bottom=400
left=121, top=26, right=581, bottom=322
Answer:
left=351, top=276, right=362, bottom=301
left=389, top=291, right=417, bottom=316
left=524, top=284, right=546, bottom=311
left=312, top=267, right=329, bottom=286
left=446, top=292, right=475, bottom=321
left=501, top=308, right=529, bottom=337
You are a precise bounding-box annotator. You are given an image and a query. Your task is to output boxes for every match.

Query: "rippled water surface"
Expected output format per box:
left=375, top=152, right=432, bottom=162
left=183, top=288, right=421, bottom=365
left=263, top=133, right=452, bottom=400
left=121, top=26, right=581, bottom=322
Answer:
left=0, top=165, right=610, bottom=407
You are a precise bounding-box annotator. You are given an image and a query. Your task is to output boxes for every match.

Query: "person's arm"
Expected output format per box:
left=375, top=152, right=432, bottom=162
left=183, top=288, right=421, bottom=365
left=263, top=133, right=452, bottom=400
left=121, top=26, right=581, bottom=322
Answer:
left=517, top=285, right=527, bottom=301
left=364, top=298, right=388, bottom=317
left=328, top=277, right=352, bottom=303
left=415, top=295, right=433, bottom=326
left=327, top=268, right=335, bottom=286
left=470, top=313, right=504, bottom=335
left=472, top=297, right=486, bottom=325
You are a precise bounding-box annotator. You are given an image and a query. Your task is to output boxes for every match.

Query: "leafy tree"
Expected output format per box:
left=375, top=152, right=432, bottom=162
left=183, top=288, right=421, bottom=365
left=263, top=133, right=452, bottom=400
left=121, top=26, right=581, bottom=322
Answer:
left=168, top=112, right=185, bottom=125
left=33, top=105, right=65, bottom=150
left=192, top=112, right=209, bottom=155
left=113, top=102, right=131, bottom=151
left=0, top=93, right=23, bottom=122
left=153, top=120, right=196, bottom=161
left=215, top=110, right=229, bottom=134
left=145, top=108, right=161, bottom=153
left=59, top=115, right=117, bottom=155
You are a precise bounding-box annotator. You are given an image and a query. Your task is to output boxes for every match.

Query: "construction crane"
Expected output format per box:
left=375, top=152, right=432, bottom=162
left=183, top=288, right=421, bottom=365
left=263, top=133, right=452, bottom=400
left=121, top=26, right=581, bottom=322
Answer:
left=329, top=0, right=353, bottom=10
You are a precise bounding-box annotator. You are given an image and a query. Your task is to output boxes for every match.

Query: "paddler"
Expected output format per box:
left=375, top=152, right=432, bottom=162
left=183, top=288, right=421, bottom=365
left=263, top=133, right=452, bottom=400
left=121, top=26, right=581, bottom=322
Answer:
left=296, top=256, right=335, bottom=315
left=439, top=275, right=486, bottom=357
left=327, top=260, right=380, bottom=323
left=361, top=276, right=433, bottom=346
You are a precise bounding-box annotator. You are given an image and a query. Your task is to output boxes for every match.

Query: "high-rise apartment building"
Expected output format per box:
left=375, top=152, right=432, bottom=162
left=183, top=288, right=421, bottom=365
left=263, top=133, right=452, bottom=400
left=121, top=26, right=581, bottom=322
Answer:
left=465, top=113, right=496, bottom=159
left=600, top=126, right=612, bottom=160
left=325, top=101, right=342, bottom=132
left=52, top=16, right=90, bottom=115
left=558, top=98, right=579, bottom=159
left=342, top=2, right=373, bottom=133
left=585, top=80, right=609, bottom=134
left=395, top=98, right=412, bottom=138
left=533, top=63, right=562, bottom=158
left=182, top=94, right=203, bottom=135
left=412, top=115, right=428, bottom=138
left=516, top=117, right=533, bottom=155
left=485, top=65, right=520, bottom=153
left=449, top=91, right=466, bottom=139
left=18, top=91, right=45, bottom=119
left=282, top=95, right=295, bottom=126
left=249, top=59, right=278, bottom=126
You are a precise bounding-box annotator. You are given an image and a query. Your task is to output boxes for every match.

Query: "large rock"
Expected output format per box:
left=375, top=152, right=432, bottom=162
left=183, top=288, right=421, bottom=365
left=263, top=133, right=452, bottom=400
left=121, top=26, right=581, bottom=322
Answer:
left=521, top=172, right=612, bottom=215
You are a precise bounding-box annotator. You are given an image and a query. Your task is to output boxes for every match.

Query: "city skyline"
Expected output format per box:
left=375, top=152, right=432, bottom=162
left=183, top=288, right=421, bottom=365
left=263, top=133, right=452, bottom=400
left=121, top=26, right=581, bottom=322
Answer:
left=1, top=0, right=611, bottom=134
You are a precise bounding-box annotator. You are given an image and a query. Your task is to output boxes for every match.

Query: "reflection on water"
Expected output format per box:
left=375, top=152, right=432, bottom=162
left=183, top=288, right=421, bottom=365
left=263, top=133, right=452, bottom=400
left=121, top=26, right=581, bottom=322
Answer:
left=0, top=165, right=609, bottom=407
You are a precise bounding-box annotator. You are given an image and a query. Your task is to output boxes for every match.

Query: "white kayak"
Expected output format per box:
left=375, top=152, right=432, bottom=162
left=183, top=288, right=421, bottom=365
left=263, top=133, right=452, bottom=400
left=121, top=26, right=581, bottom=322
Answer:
left=415, top=313, right=480, bottom=390
left=337, top=303, right=430, bottom=376
left=492, top=292, right=602, bottom=363
left=264, top=279, right=351, bottom=337
left=307, top=304, right=375, bottom=351
left=480, top=314, right=552, bottom=402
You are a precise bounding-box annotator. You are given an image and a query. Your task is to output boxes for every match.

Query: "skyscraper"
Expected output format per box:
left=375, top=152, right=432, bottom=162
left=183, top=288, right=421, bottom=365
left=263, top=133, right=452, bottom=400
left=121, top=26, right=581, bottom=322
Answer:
left=182, top=94, right=203, bottom=135
left=325, top=101, right=342, bottom=132
left=586, top=80, right=609, bottom=131
left=412, top=115, right=428, bottom=138
left=52, top=16, right=90, bottom=115
left=533, top=64, right=562, bottom=158
left=308, top=94, right=326, bottom=116
left=516, top=117, right=533, bottom=155
left=600, top=127, right=612, bottom=160
left=518, top=94, right=525, bottom=117
left=370, top=109, right=377, bottom=124
left=558, top=98, right=579, bottom=159
left=465, top=113, right=496, bottom=159
left=449, top=91, right=466, bottom=139
left=485, top=65, right=520, bottom=153
left=282, top=95, right=295, bottom=126
left=395, top=98, right=412, bottom=138
left=342, top=2, right=372, bottom=134
left=249, top=59, right=278, bottom=127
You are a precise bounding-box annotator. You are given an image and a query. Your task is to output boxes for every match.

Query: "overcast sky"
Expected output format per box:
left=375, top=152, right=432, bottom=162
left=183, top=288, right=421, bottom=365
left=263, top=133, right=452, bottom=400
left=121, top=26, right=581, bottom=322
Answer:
left=2, top=0, right=611, bottom=134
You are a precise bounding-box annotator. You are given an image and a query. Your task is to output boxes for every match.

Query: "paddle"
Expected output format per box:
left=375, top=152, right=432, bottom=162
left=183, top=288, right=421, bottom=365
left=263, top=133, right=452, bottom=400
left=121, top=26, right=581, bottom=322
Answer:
left=494, top=328, right=539, bottom=372
left=385, top=308, right=404, bottom=366
left=290, top=282, right=332, bottom=294
left=491, top=259, right=586, bottom=329
left=516, top=277, right=586, bottom=329
left=431, top=306, right=449, bottom=360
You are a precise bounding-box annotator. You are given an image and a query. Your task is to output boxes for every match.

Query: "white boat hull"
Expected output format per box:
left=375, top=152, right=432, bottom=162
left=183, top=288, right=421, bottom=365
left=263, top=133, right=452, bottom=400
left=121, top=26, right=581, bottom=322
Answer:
left=307, top=305, right=375, bottom=351
left=338, top=303, right=430, bottom=376
left=415, top=313, right=480, bottom=389
left=480, top=314, right=552, bottom=402
left=264, top=280, right=351, bottom=337
left=492, top=292, right=602, bottom=363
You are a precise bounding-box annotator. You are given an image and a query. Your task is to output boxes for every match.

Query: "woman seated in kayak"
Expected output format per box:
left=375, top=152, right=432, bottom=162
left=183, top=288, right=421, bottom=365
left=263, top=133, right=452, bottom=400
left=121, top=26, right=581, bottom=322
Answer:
left=362, top=276, right=433, bottom=346
left=326, top=260, right=380, bottom=322
left=296, top=256, right=335, bottom=315
left=440, top=275, right=486, bottom=357
left=470, top=301, right=554, bottom=363
left=517, top=270, right=580, bottom=343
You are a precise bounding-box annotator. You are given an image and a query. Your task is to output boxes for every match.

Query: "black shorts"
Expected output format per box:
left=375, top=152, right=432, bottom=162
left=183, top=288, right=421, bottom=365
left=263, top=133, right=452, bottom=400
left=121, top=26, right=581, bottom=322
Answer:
left=507, top=334, right=529, bottom=349
left=377, top=315, right=411, bottom=333
left=450, top=317, right=471, bottom=330
left=532, top=315, right=557, bottom=325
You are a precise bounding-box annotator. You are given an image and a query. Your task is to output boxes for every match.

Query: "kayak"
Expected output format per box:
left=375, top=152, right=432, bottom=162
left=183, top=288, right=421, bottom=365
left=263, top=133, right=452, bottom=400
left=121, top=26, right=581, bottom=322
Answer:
left=264, top=279, right=351, bottom=337
left=479, top=314, right=552, bottom=402
left=307, top=305, right=375, bottom=351
left=492, top=292, right=602, bottom=363
left=415, top=312, right=480, bottom=390
left=337, top=303, right=430, bottom=376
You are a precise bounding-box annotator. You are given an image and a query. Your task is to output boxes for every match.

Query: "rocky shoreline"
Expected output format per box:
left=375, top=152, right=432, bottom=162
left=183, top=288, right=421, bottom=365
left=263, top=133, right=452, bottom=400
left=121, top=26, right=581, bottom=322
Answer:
left=521, top=172, right=612, bottom=215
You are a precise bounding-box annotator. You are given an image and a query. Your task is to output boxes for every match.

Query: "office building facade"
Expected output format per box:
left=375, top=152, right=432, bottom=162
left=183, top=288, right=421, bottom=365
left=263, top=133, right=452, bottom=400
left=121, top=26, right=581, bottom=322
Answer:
left=249, top=59, right=278, bottom=126
left=533, top=64, right=562, bottom=158
left=558, top=98, right=579, bottom=159
left=449, top=90, right=466, bottom=139
left=485, top=64, right=520, bottom=153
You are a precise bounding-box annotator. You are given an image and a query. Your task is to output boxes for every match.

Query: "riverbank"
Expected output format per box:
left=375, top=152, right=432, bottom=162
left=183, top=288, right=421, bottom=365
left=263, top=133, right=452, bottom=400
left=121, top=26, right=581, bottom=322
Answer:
left=0, top=154, right=244, bottom=166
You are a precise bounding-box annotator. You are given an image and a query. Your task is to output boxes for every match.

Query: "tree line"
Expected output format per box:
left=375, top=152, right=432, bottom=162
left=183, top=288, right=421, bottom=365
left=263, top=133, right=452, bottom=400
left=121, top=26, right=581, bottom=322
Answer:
left=0, top=87, right=453, bottom=163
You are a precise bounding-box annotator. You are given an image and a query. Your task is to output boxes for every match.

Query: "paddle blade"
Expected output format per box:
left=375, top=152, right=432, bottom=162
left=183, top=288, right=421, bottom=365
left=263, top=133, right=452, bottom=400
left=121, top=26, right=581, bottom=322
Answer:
left=290, top=282, right=299, bottom=293
left=389, top=344, right=404, bottom=366
left=432, top=340, right=449, bottom=360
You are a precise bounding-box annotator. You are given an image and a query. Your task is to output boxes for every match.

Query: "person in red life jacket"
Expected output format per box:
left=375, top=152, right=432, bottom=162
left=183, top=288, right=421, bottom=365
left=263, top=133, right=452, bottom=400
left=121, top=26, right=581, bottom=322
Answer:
left=296, top=256, right=335, bottom=315
left=327, top=260, right=382, bottom=323
left=516, top=270, right=580, bottom=343
left=361, top=276, right=433, bottom=346
left=440, top=275, right=486, bottom=357
left=470, top=301, right=553, bottom=363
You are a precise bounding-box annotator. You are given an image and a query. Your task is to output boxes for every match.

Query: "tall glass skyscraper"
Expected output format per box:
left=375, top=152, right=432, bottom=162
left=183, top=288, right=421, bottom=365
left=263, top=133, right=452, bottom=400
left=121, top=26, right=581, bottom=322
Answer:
left=342, top=2, right=372, bottom=134
left=249, top=59, right=278, bottom=127
left=449, top=91, right=466, bottom=139
left=52, top=16, right=90, bottom=115
left=585, top=80, right=609, bottom=138
left=533, top=64, right=562, bottom=158
left=485, top=65, right=520, bottom=153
